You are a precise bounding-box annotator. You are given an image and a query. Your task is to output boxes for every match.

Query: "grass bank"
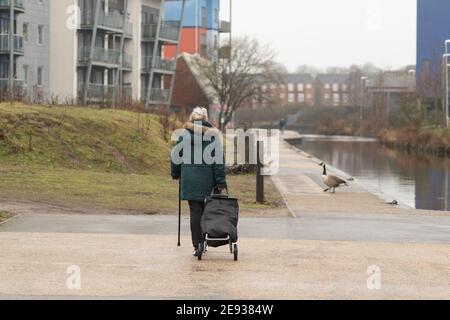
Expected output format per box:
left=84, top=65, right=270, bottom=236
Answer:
left=0, top=103, right=283, bottom=214
left=379, top=126, right=450, bottom=157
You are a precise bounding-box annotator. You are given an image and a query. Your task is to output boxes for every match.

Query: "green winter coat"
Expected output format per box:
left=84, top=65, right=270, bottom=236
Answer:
left=171, top=120, right=227, bottom=202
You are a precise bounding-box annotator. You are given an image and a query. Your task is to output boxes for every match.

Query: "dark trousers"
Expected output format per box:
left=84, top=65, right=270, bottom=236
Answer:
left=188, top=201, right=205, bottom=248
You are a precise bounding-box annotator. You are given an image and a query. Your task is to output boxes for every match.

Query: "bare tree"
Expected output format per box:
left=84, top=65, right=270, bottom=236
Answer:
left=194, top=37, right=279, bottom=131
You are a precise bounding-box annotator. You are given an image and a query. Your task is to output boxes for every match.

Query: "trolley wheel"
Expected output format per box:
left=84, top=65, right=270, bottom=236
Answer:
left=233, top=244, right=238, bottom=261
left=229, top=240, right=233, bottom=254
left=197, top=243, right=203, bottom=261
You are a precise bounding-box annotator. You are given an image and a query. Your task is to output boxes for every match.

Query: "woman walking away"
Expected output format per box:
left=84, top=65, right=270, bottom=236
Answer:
left=171, top=107, right=227, bottom=257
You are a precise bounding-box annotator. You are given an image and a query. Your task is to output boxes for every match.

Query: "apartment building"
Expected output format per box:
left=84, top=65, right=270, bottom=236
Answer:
left=0, top=0, right=26, bottom=94
left=315, top=74, right=351, bottom=107
left=0, top=0, right=185, bottom=106
left=164, top=0, right=229, bottom=60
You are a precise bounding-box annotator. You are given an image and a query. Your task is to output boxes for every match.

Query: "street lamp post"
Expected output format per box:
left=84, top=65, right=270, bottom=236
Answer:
left=360, top=76, right=368, bottom=121
left=444, top=40, right=450, bottom=127
left=443, top=53, right=450, bottom=127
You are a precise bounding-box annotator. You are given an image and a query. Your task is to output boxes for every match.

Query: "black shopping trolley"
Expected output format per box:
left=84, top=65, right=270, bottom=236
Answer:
left=197, top=189, right=239, bottom=261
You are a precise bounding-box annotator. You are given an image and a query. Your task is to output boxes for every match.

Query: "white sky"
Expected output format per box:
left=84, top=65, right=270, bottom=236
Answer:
left=221, top=0, right=417, bottom=71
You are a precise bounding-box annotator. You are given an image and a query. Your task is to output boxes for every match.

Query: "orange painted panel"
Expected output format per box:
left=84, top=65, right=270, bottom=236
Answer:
left=164, top=27, right=207, bottom=59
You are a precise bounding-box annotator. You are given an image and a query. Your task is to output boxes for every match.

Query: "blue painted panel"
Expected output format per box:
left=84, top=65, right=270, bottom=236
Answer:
left=165, top=0, right=219, bottom=30
left=417, top=0, right=450, bottom=76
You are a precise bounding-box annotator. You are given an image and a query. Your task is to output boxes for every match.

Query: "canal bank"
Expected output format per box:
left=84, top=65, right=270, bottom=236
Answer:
left=272, top=131, right=450, bottom=216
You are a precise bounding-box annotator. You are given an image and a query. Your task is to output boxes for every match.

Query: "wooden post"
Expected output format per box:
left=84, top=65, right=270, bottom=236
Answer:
left=256, top=141, right=264, bottom=204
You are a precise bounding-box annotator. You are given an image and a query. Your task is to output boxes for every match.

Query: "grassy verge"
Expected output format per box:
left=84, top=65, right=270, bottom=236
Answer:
left=0, top=211, right=15, bottom=223
left=0, top=103, right=284, bottom=215
left=0, top=165, right=283, bottom=214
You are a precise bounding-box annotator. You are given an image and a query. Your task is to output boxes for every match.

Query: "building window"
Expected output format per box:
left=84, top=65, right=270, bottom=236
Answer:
left=324, top=83, right=330, bottom=89
left=23, top=23, right=29, bottom=42
left=37, top=67, right=43, bottom=86
left=215, top=8, right=219, bottom=23
left=38, top=25, right=44, bottom=45
left=306, top=84, right=312, bottom=89
left=298, top=93, right=305, bottom=103
left=23, top=65, right=28, bottom=85
left=288, top=83, right=294, bottom=92
left=324, top=93, right=330, bottom=100
left=306, top=94, right=312, bottom=99
left=261, top=84, right=268, bottom=92
left=343, top=94, right=350, bottom=104
left=288, top=93, right=295, bottom=103
left=332, top=83, right=339, bottom=91
left=297, top=83, right=304, bottom=91
left=333, top=93, right=340, bottom=105
left=342, top=84, right=348, bottom=91
left=201, top=7, right=207, bottom=28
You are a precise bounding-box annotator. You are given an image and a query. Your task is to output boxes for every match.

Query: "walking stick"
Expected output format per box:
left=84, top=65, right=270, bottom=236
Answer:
left=177, top=179, right=181, bottom=247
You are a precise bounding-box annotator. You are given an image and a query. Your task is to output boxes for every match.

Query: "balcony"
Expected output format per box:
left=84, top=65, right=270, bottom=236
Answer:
left=141, top=55, right=176, bottom=73
left=80, top=10, right=132, bottom=33
left=0, top=0, right=25, bottom=12
left=141, top=88, right=171, bottom=104
left=142, top=23, right=180, bottom=43
left=0, top=34, right=24, bottom=54
left=122, top=53, right=133, bottom=69
left=79, top=83, right=132, bottom=101
left=0, top=77, right=24, bottom=92
left=220, top=20, right=231, bottom=33
left=124, top=22, right=133, bottom=38
left=78, top=46, right=121, bottom=66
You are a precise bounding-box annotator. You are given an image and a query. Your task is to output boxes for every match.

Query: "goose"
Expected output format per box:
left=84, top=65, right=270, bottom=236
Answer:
left=319, top=162, right=349, bottom=193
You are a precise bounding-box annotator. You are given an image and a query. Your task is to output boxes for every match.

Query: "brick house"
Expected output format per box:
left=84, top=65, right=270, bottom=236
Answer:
left=315, top=74, right=351, bottom=107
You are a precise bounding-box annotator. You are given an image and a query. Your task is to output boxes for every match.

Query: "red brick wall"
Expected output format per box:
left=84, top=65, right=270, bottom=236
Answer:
left=171, top=57, right=210, bottom=110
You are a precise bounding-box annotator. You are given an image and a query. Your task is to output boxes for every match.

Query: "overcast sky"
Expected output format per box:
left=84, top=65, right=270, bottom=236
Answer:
left=221, top=0, right=417, bottom=71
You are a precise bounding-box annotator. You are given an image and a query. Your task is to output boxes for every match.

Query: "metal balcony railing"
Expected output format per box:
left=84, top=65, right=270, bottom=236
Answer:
left=0, top=0, right=25, bottom=10
left=141, top=55, right=176, bottom=73
left=79, top=83, right=132, bottom=100
left=78, top=46, right=121, bottom=66
left=124, top=22, right=133, bottom=37
left=0, top=77, right=24, bottom=91
left=142, top=23, right=180, bottom=42
left=220, top=20, right=231, bottom=33
left=142, top=88, right=170, bottom=103
left=81, top=10, right=131, bottom=32
left=0, top=34, right=24, bottom=53
left=122, top=53, right=133, bottom=69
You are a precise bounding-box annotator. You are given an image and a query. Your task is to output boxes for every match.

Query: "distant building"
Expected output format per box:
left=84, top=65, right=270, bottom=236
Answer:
left=164, top=0, right=229, bottom=60
left=245, top=74, right=315, bottom=109
left=315, top=74, right=351, bottom=107
left=364, top=67, right=416, bottom=118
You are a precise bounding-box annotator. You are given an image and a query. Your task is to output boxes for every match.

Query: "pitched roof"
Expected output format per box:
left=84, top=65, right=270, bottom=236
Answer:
left=283, top=73, right=315, bottom=83
left=180, top=53, right=220, bottom=104
left=316, top=73, right=350, bottom=84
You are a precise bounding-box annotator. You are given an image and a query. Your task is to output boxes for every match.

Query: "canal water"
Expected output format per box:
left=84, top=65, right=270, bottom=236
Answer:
left=295, top=135, right=450, bottom=211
